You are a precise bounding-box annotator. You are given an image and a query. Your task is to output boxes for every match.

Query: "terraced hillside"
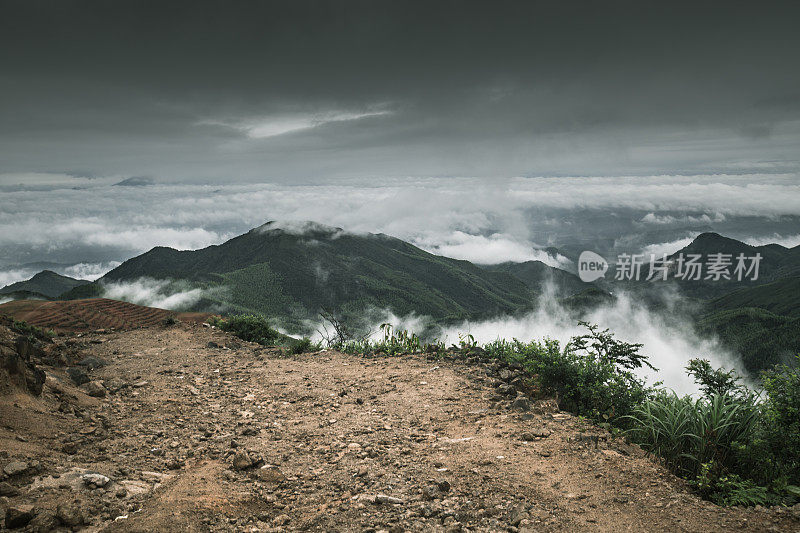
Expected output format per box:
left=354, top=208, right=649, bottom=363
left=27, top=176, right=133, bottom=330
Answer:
left=0, top=298, right=209, bottom=332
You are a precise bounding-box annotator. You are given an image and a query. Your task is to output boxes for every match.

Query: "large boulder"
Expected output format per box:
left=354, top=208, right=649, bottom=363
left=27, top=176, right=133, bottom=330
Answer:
left=4, top=503, right=35, bottom=528
left=0, top=331, right=46, bottom=396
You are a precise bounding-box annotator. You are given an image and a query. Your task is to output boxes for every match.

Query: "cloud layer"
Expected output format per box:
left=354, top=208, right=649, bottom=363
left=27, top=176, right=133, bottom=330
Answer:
left=101, top=278, right=212, bottom=311
left=1, top=173, right=798, bottom=274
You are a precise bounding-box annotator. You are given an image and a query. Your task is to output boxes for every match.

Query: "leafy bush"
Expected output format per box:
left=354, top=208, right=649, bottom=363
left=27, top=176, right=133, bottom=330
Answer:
left=483, top=323, right=652, bottom=424
left=217, top=314, right=281, bottom=346
left=740, top=357, right=800, bottom=487
left=9, top=318, right=55, bottom=341
left=624, top=357, right=800, bottom=506
left=694, top=464, right=774, bottom=507
left=686, top=358, right=748, bottom=398
left=762, top=360, right=800, bottom=477
left=290, top=337, right=321, bottom=354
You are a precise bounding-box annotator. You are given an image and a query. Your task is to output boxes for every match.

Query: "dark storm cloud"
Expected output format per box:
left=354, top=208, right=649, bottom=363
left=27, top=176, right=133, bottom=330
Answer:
left=1, top=0, right=799, bottom=180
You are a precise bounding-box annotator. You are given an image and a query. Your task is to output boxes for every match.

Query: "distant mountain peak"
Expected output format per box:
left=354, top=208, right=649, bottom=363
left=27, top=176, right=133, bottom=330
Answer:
left=680, top=232, right=755, bottom=254
left=31, top=269, right=66, bottom=279
left=113, top=176, right=154, bottom=187
left=0, top=269, right=91, bottom=298
left=252, top=220, right=347, bottom=238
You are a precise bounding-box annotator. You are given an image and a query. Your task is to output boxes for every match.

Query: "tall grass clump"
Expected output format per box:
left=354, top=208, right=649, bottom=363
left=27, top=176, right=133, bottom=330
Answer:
left=624, top=391, right=758, bottom=479
left=625, top=357, right=800, bottom=506
left=339, top=323, right=444, bottom=356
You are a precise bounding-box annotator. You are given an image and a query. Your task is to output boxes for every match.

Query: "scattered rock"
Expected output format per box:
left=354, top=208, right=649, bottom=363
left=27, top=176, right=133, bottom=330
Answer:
left=81, top=472, right=111, bottom=488
left=82, top=380, right=106, bottom=397
left=272, top=514, right=291, bottom=525
left=28, top=510, right=59, bottom=532
left=2, top=335, right=46, bottom=395
left=422, top=479, right=451, bottom=500
left=77, top=356, right=107, bottom=370
left=254, top=464, right=285, bottom=483
left=520, top=429, right=551, bottom=441
left=62, top=442, right=78, bottom=454
left=0, top=482, right=20, bottom=496
left=232, top=450, right=256, bottom=471
left=498, top=369, right=514, bottom=381
left=511, top=395, right=532, bottom=411
left=166, top=458, right=184, bottom=470
left=67, top=367, right=90, bottom=386
left=509, top=504, right=530, bottom=526
left=375, top=494, right=405, bottom=505
left=496, top=383, right=516, bottom=396
left=3, top=461, right=29, bottom=477
left=5, top=503, right=35, bottom=528
left=56, top=501, right=84, bottom=527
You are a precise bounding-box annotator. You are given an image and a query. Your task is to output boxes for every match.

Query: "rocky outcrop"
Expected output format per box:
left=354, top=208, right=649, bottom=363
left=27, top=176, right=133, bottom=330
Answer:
left=0, top=327, right=46, bottom=396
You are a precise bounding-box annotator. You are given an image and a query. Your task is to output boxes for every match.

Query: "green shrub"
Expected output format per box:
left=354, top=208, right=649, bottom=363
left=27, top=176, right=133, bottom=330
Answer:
left=9, top=318, right=55, bottom=341
left=749, top=357, right=800, bottom=485
left=217, top=314, right=281, bottom=346
left=693, top=463, right=774, bottom=507
left=621, top=357, right=800, bottom=506
left=483, top=323, right=652, bottom=424
left=686, top=358, right=748, bottom=398
left=290, top=337, right=321, bottom=354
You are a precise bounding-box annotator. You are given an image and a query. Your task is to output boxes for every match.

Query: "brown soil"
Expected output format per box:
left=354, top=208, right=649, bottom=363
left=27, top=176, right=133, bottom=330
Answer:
left=0, top=298, right=210, bottom=332
left=1, top=322, right=798, bottom=532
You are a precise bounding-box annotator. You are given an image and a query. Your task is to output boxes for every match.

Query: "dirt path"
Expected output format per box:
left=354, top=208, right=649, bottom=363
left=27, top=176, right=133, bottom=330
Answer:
left=2, top=323, right=798, bottom=532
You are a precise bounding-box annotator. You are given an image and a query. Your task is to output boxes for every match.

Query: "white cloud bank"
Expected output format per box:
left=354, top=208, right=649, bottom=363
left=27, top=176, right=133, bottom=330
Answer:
left=1, top=172, right=798, bottom=269
left=745, top=233, right=800, bottom=248
left=101, top=278, right=213, bottom=311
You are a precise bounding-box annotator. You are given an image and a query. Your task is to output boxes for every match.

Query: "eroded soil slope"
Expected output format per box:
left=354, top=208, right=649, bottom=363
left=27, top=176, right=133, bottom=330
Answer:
left=1, top=323, right=799, bottom=532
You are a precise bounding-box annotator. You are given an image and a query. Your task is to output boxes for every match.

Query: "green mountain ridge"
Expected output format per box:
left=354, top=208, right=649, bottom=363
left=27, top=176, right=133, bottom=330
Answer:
left=52, top=226, right=799, bottom=375
left=666, top=232, right=800, bottom=298
left=482, top=260, right=588, bottom=296
left=0, top=270, right=90, bottom=298
left=81, top=222, right=589, bottom=327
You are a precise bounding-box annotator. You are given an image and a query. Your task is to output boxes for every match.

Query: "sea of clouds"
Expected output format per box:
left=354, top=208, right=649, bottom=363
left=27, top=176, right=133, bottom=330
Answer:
left=1, top=172, right=799, bottom=282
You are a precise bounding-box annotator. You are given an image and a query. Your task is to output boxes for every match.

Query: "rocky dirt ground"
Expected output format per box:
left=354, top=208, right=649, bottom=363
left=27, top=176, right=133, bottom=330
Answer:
left=2, top=320, right=800, bottom=532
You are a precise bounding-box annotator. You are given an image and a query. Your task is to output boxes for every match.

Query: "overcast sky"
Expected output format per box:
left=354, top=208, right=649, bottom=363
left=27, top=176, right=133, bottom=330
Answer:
left=2, top=0, right=800, bottom=285
left=2, top=0, right=800, bottom=182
